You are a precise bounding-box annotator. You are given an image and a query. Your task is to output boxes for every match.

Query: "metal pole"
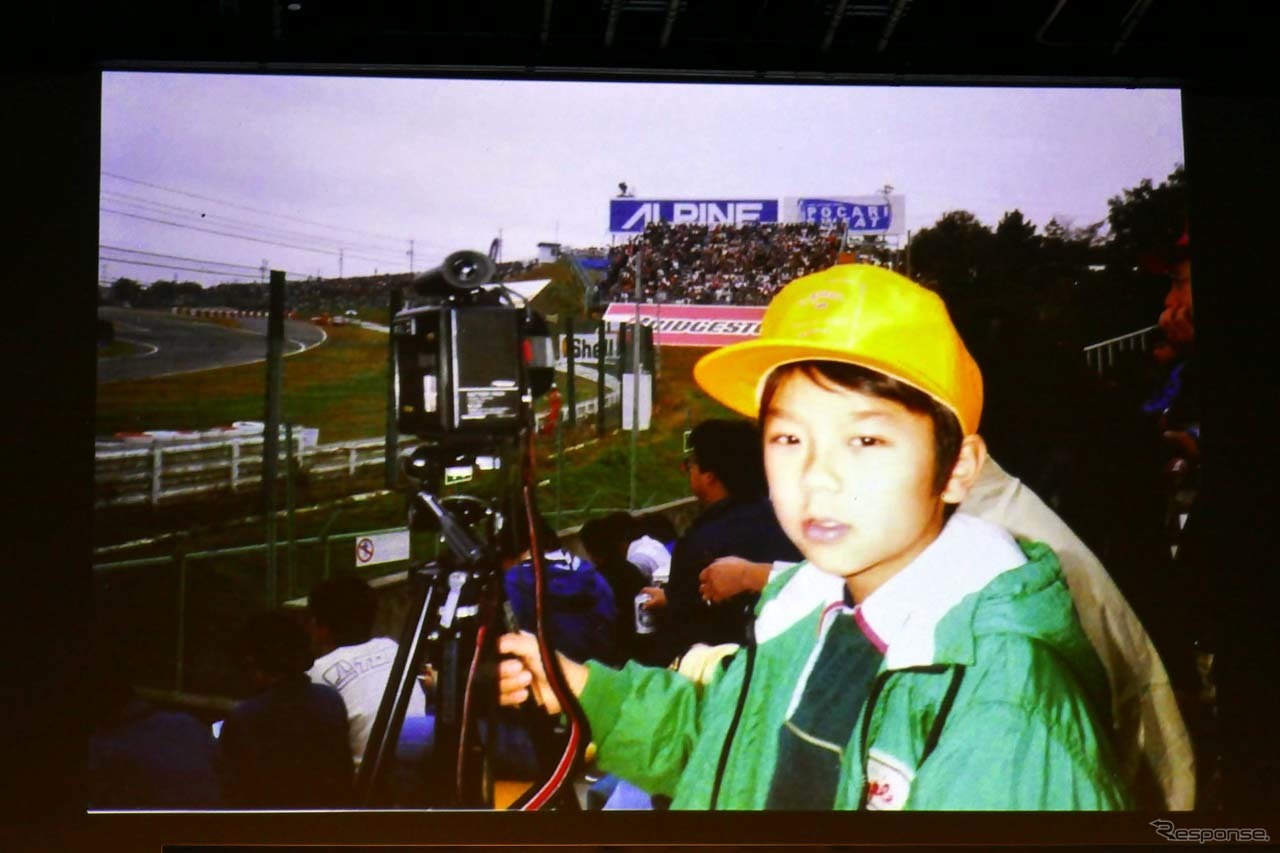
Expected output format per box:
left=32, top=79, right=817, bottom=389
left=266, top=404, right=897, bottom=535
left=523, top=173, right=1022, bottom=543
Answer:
left=320, top=509, right=342, bottom=582
left=630, top=254, right=641, bottom=510
left=654, top=295, right=662, bottom=379
left=286, top=422, right=297, bottom=601
left=263, top=270, right=285, bottom=607
left=151, top=443, right=163, bottom=505
left=565, top=316, right=576, bottom=426
left=555, top=414, right=564, bottom=526
left=596, top=321, right=606, bottom=438
left=386, top=288, right=403, bottom=489
left=175, top=555, right=188, bottom=693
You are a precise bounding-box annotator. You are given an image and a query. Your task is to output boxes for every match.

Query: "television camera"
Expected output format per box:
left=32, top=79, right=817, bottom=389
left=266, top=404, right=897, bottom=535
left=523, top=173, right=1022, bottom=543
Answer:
left=356, top=250, right=585, bottom=809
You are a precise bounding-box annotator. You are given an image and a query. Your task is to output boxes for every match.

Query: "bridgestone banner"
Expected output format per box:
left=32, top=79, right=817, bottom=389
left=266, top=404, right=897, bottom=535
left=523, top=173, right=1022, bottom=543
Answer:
left=602, top=303, right=766, bottom=347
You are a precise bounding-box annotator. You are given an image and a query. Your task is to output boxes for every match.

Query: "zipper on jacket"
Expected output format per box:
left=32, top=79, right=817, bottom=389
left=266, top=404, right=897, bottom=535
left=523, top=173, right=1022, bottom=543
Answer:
left=855, top=664, right=966, bottom=809
left=855, top=669, right=894, bottom=811
left=709, top=620, right=757, bottom=809
left=919, top=665, right=966, bottom=764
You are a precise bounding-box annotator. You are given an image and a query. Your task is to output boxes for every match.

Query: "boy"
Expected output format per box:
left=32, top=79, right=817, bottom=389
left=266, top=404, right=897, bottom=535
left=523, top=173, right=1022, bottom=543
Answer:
left=499, top=264, right=1129, bottom=810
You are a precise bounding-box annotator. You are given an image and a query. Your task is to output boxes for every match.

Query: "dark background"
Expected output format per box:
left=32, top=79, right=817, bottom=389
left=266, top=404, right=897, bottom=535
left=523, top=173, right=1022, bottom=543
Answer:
left=7, top=1, right=1278, bottom=848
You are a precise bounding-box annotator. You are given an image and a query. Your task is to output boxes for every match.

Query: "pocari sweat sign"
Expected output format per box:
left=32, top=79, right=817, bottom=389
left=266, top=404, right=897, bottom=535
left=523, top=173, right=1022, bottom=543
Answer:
left=610, top=199, right=779, bottom=233
left=783, top=195, right=906, bottom=236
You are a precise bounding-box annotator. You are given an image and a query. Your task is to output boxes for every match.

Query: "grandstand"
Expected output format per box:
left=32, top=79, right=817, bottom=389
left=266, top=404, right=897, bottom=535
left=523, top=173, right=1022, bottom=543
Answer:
left=598, top=221, right=844, bottom=306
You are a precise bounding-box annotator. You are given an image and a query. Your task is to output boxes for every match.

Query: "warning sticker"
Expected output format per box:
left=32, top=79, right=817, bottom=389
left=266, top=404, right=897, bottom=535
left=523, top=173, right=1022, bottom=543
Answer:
left=353, top=529, right=410, bottom=567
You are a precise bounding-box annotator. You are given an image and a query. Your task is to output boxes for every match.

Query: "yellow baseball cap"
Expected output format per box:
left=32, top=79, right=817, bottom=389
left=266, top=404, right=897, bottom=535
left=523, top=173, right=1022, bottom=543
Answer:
left=693, top=264, right=983, bottom=435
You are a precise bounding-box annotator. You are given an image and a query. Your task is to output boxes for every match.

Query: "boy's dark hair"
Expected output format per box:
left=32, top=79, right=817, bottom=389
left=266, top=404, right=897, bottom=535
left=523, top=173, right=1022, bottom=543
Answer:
left=687, top=419, right=769, bottom=500
left=308, top=575, right=378, bottom=647
left=242, top=610, right=314, bottom=678
left=579, top=512, right=637, bottom=563
left=759, top=361, right=964, bottom=496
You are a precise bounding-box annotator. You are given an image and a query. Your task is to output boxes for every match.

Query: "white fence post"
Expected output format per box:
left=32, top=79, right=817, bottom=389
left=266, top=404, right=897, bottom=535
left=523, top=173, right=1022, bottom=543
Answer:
left=150, top=443, right=163, bottom=506
left=1082, top=324, right=1158, bottom=376
left=97, top=376, right=628, bottom=509
left=230, top=439, right=241, bottom=492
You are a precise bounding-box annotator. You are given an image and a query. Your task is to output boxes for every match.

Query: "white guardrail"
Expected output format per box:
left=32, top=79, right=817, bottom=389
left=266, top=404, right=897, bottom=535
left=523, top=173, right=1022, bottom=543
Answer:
left=95, top=389, right=621, bottom=508
left=1082, top=324, right=1159, bottom=375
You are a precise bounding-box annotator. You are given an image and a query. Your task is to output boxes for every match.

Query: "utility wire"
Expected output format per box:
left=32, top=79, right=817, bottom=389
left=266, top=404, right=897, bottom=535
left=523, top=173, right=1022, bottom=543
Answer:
left=101, top=189, right=410, bottom=261
left=101, top=208, right=404, bottom=267
left=100, top=244, right=267, bottom=272
left=99, top=256, right=273, bottom=281
left=101, top=256, right=313, bottom=281
left=101, top=171, right=411, bottom=245
left=100, top=247, right=314, bottom=280
left=100, top=199, right=407, bottom=266
left=101, top=245, right=325, bottom=280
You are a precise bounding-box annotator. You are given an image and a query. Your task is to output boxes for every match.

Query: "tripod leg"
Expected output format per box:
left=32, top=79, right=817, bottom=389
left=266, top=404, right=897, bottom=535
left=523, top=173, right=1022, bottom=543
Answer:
left=356, top=569, right=437, bottom=806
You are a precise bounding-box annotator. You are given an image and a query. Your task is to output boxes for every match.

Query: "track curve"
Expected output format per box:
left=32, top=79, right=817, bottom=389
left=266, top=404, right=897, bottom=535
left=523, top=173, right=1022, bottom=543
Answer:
left=97, top=307, right=327, bottom=384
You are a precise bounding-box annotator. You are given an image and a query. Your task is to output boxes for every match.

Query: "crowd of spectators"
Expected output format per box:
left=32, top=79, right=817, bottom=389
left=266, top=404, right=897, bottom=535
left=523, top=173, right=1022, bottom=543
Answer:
left=88, top=576, right=433, bottom=810
left=599, top=221, right=843, bottom=306
left=87, top=522, right=678, bottom=811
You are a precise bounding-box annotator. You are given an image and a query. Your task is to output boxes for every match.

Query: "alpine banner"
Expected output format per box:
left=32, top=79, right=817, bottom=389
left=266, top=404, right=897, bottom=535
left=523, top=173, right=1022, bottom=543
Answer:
left=782, top=195, right=906, bottom=236
left=602, top=303, right=766, bottom=347
left=609, top=199, right=779, bottom=234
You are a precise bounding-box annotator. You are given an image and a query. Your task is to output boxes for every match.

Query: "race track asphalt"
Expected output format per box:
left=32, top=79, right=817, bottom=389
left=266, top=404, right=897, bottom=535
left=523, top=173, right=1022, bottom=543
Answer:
left=97, top=307, right=328, bottom=384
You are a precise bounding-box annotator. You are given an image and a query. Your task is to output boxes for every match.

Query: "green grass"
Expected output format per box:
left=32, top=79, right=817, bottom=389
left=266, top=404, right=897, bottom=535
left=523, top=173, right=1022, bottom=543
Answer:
left=94, top=340, right=730, bottom=549
left=96, top=325, right=390, bottom=443
left=96, top=319, right=599, bottom=442
left=536, top=346, right=735, bottom=515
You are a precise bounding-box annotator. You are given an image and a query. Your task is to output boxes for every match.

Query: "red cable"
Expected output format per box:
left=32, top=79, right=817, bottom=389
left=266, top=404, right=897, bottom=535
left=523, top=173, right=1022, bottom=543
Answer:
left=516, top=473, right=590, bottom=810
left=456, top=621, right=487, bottom=803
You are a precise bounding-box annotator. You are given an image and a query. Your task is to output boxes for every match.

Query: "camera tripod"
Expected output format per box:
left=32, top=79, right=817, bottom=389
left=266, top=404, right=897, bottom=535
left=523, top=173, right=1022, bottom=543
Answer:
left=354, top=440, right=588, bottom=809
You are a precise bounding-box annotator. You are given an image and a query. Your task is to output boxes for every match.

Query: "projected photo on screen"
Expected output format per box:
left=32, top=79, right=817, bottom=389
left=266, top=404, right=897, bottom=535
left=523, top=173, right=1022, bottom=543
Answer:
left=93, top=73, right=1197, bottom=814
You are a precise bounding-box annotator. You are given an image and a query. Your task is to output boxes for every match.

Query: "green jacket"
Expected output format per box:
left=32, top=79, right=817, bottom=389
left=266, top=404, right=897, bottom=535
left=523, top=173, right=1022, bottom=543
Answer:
left=578, top=514, right=1131, bottom=810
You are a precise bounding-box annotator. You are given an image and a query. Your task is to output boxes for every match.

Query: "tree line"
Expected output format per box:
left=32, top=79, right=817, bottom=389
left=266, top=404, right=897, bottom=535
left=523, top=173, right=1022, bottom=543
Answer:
left=905, top=165, right=1186, bottom=344
left=103, top=167, right=1187, bottom=343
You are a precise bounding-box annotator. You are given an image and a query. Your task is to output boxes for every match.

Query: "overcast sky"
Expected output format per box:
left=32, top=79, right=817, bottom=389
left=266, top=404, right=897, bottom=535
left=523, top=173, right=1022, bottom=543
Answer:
left=99, top=72, right=1184, bottom=287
